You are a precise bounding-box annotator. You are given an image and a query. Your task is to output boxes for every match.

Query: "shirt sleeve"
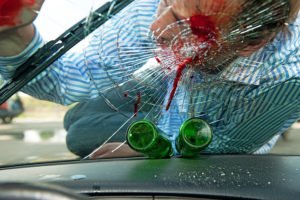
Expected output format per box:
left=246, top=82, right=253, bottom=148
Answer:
left=1, top=0, right=159, bottom=105
left=0, top=26, right=44, bottom=80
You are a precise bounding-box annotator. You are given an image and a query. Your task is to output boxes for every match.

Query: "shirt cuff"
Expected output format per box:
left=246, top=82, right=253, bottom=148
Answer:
left=0, top=26, right=44, bottom=80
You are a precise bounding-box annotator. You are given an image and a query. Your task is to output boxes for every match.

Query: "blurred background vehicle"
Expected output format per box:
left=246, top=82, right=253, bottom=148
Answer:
left=0, top=94, right=24, bottom=124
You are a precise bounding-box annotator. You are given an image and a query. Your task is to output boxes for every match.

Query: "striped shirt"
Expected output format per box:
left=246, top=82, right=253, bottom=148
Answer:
left=0, top=0, right=299, bottom=154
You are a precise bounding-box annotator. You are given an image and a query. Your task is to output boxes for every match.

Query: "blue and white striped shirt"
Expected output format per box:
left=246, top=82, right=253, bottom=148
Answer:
left=0, top=0, right=299, bottom=154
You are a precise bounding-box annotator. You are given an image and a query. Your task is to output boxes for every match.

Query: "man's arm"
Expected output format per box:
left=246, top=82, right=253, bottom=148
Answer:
left=1, top=0, right=159, bottom=105
left=0, top=24, right=35, bottom=57
left=0, top=0, right=45, bottom=79
left=0, top=0, right=44, bottom=56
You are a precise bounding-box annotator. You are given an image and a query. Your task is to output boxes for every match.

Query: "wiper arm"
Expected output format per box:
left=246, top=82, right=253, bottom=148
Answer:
left=0, top=0, right=134, bottom=104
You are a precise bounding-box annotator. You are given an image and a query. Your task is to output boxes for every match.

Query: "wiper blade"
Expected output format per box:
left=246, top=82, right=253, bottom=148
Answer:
left=0, top=0, right=134, bottom=104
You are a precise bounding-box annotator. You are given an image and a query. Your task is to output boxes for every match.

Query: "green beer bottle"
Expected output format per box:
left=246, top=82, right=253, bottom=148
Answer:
left=176, top=118, right=213, bottom=157
left=127, top=120, right=173, bottom=158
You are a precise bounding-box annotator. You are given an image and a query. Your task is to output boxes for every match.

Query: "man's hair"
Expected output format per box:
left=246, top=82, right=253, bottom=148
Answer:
left=227, top=0, right=299, bottom=46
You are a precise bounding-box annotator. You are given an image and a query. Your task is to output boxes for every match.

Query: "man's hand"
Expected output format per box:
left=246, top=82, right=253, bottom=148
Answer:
left=88, top=142, right=143, bottom=159
left=0, top=0, right=44, bottom=56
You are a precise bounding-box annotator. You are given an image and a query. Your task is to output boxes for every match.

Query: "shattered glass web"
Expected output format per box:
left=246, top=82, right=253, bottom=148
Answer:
left=77, top=0, right=297, bottom=157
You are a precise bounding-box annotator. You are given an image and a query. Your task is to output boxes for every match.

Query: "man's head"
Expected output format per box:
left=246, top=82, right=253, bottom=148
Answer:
left=151, top=0, right=300, bottom=72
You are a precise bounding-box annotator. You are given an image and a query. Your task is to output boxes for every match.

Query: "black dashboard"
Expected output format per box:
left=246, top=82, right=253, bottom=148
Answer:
left=0, top=155, right=299, bottom=199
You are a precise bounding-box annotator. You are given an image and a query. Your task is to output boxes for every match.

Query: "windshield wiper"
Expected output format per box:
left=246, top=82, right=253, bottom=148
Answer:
left=0, top=0, right=134, bottom=104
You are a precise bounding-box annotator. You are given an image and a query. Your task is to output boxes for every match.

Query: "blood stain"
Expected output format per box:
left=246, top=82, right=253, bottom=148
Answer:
left=189, top=14, right=218, bottom=42
left=165, top=15, right=219, bottom=111
left=155, top=56, right=161, bottom=63
left=166, top=57, right=192, bottom=111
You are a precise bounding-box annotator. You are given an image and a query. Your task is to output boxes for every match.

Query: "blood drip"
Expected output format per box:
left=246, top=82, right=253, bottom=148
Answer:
left=155, top=56, right=161, bottom=63
left=165, top=14, right=218, bottom=111
left=134, top=93, right=141, bottom=117
left=165, top=57, right=192, bottom=111
left=0, top=0, right=35, bottom=26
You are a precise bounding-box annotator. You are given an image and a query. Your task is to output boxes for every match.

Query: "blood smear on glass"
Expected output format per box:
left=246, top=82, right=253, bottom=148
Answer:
left=155, top=56, right=161, bottom=63
left=189, top=14, right=218, bottom=43
left=165, top=57, right=192, bottom=111
left=165, top=15, right=218, bottom=111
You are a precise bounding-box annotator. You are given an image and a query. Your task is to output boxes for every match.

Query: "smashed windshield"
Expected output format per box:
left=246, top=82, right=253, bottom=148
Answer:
left=0, top=0, right=299, bottom=166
